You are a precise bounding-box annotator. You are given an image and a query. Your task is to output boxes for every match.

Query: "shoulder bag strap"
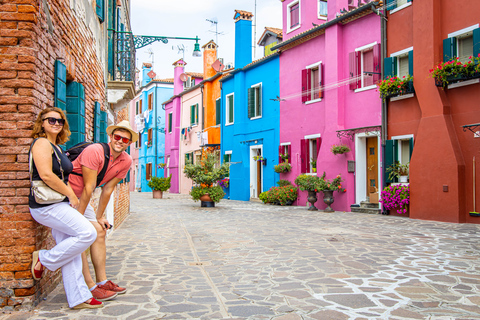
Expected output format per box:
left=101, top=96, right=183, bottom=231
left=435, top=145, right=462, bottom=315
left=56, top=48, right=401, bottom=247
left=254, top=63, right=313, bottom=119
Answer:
left=29, top=138, right=64, bottom=183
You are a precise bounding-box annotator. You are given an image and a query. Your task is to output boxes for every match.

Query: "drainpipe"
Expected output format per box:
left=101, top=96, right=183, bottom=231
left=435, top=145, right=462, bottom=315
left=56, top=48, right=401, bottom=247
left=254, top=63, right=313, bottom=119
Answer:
left=380, top=3, right=387, bottom=213
left=155, top=84, right=158, bottom=177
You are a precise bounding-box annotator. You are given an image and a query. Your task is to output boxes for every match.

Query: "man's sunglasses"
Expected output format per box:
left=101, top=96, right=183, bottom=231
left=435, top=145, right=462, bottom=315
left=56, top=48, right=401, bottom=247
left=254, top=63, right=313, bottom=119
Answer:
left=113, top=134, right=131, bottom=143
left=43, top=117, right=65, bottom=126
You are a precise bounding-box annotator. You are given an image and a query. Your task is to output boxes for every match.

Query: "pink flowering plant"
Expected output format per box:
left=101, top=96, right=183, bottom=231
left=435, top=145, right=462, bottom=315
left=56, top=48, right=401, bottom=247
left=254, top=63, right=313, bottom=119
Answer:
left=379, top=184, right=410, bottom=214
left=430, top=55, right=480, bottom=87
left=377, top=75, right=413, bottom=101
left=218, top=178, right=229, bottom=188
left=317, top=172, right=346, bottom=192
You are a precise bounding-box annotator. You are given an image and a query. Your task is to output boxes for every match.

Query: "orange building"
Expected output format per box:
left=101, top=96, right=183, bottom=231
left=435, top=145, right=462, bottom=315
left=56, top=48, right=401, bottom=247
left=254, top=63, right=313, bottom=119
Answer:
left=384, top=0, right=480, bottom=222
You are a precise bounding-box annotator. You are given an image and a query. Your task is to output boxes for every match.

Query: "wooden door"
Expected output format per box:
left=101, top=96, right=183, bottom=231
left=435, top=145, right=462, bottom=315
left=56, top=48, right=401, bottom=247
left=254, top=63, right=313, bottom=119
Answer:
left=366, top=137, right=378, bottom=196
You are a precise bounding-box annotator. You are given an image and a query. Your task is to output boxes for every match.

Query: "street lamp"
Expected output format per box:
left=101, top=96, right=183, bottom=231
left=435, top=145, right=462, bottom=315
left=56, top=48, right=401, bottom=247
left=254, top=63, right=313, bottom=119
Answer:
left=192, top=37, right=202, bottom=57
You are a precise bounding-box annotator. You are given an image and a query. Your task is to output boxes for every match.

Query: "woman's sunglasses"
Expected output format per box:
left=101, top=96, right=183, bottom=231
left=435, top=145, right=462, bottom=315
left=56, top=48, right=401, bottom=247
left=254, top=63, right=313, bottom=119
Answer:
left=113, top=134, right=131, bottom=144
left=43, top=117, right=65, bottom=126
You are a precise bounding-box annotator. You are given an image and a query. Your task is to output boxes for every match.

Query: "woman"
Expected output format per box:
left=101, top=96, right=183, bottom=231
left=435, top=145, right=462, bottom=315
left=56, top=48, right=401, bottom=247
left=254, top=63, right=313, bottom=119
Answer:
left=29, top=107, right=102, bottom=309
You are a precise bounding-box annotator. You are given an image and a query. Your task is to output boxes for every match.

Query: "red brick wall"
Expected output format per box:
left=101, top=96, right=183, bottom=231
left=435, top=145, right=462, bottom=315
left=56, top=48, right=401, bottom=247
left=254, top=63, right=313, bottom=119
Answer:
left=0, top=0, right=115, bottom=310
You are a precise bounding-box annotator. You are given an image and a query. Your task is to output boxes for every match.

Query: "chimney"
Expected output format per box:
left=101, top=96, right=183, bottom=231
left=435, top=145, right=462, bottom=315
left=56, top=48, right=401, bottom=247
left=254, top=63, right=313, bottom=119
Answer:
left=141, top=62, right=152, bottom=87
left=202, top=40, right=218, bottom=79
left=173, top=59, right=186, bottom=95
left=233, top=10, right=253, bottom=69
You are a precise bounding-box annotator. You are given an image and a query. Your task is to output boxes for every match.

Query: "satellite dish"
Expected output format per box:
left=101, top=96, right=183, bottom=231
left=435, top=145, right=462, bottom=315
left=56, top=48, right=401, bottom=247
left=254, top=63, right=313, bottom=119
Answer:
left=147, top=70, right=156, bottom=79
left=179, top=73, right=188, bottom=82
left=212, top=59, right=225, bottom=72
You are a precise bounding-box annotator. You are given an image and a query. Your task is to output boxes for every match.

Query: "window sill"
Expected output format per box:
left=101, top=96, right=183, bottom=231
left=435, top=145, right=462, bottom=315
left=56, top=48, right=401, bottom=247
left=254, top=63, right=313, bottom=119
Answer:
left=390, top=2, right=412, bottom=14
left=305, top=172, right=317, bottom=176
left=250, top=116, right=262, bottom=120
left=287, top=24, right=301, bottom=34
left=225, top=122, right=234, bottom=127
left=355, top=85, right=377, bottom=93
left=390, top=93, right=414, bottom=101
left=448, top=78, right=480, bottom=89
left=318, top=16, right=327, bottom=21
left=305, top=98, right=322, bottom=105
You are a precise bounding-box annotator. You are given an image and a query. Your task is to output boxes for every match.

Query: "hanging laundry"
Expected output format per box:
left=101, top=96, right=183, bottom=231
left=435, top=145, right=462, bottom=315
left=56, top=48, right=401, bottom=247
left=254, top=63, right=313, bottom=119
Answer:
left=196, top=131, right=201, bottom=142
left=135, top=114, right=145, bottom=132
left=201, top=131, right=208, bottom=145
left=143, top=109, right=150, bottom=124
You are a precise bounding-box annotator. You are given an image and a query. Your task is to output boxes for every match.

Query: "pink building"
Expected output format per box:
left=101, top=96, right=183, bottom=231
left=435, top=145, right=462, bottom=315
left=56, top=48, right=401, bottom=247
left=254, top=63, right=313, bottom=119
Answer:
left=163, top=60, right=203, bottom=193
left=275, top=0, right=382, bottom=212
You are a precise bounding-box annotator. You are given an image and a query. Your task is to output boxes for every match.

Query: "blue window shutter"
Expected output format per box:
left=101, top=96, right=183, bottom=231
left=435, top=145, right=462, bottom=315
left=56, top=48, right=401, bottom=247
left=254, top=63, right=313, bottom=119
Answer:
left=473, top=28, right=480, bottom=60
left=100, top=111, right=108, bottom=143
left=94, top=102, right=101, bottom=142
left=54, top=60, right=67, bottom=110
left=65, top=82, right=85, bottom=148
left=408, top=50, right=414, bottom=76
left=443, top=37, right=456, bottom=62
left=96, top=0, right=104, bottom=22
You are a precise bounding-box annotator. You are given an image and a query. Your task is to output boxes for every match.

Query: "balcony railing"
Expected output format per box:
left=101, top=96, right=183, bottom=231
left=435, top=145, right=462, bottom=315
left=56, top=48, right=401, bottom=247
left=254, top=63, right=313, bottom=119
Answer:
left=113, top=31, right=135, bottom=82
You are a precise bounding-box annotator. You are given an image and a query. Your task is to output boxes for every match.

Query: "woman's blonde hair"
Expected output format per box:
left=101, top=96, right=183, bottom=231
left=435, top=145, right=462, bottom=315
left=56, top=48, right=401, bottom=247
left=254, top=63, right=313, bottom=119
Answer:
left=31, top=107, right=71, bottom=145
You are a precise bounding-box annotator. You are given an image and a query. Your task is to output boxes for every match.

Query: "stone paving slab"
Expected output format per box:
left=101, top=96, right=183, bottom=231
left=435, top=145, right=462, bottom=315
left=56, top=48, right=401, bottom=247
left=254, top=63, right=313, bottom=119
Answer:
left=3, top=192, right=480, bottom=319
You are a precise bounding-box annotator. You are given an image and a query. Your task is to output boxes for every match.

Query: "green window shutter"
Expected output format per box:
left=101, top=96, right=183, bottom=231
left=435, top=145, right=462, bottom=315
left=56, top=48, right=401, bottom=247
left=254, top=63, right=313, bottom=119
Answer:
left=96, top=0, right=104, bottom=22
left=473, top=28, right=480, bottom=60
left=408, top=50, right=414, bottom=76
left=386, top=0, right=396, bottom=10
left=223, top=154, right=229, bottom=163
left=383, top=57, right=397, bottom=79
left=54, top=60, right=67, bottom=110
left=94, top=102, right=101, bottom=142
left=409, top=138, right=414, bottom=160
left=100, top=110, right=108, bottom=143
left=384, top=139, right=400, bottom=184
left=443, top=37, right=457, bottom=62
left=215, top=99, right=221, bottom=125
left=168, top=113, right=172, bottom=133
left=65, top=82, right=85, bottom=149
left=247, top=87, right=254, bottom=118
left=228, top=95, right=234, bottom=123
left=257, top=85, right=262, bottom=117
left=196, top=103, right=199, bottom=125
left=190, top=105, right=195, bottom=125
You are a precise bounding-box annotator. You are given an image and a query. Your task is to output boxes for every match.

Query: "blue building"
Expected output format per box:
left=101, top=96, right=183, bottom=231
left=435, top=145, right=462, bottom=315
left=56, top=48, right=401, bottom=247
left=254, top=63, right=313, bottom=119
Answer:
left=133, top=63, right=173, bottom=192
left=220, top=10, right=280, bottom=201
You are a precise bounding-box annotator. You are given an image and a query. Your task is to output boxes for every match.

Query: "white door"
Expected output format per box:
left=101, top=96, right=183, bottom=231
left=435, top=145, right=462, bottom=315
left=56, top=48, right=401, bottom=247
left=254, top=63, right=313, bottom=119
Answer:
left=249, top=145, right=263, bottom=199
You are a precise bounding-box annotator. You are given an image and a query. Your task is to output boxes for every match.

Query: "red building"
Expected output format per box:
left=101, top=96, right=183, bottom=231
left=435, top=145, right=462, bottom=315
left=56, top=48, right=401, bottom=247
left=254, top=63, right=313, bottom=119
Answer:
left=384, top=0, right=480, bottom=222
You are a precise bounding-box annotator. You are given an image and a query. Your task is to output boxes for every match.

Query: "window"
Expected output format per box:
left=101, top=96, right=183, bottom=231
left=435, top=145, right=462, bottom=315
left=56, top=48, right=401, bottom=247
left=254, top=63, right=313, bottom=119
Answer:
left=287, top=1, right=301, bottom=32
left=444, top=25, right=480, bottom=63
left=185, top=152, right=194, bottom=166
left=318, top=0, right=327, bottom=19
left=146, top=163, right=152, bottom=181
left=302, top=62, right=323, bottom=103
left=248, top=83, right=262, bottom=119
left=224, top=151, right=232, bottom=177
left=190, top=103, right=199, bottom=126
left=387, top=0, right=412, bottom=13
left=226, top=93, right=234, bottom=125
left=135, top=101, right=139, bottom=115
left=300, top=136, right=321, bottom=174
left=168, top=113, right=172, bottom=133
left=384, top=47, right=414, bottom=79
left=96, top=0, right=104, bottom=22
left=279, top=144, right=291, bottom=164
left=139, top=99, right=143, bottom=114
left=194, top=151, right=202, bottom=165
left=215, top=98, right=221, bottom=125
left=349, top=43, right=381, bottom=91
left=147, top=128, right=152, bottom=146
left=384, top=136, right=414, bottom=183
left=148, top=93, right=153, bottom=110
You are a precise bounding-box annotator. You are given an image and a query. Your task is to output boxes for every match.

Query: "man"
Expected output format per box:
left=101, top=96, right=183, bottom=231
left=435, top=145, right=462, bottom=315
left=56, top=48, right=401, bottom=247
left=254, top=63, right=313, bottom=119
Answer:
left=69, top=120, right=137, bottom=301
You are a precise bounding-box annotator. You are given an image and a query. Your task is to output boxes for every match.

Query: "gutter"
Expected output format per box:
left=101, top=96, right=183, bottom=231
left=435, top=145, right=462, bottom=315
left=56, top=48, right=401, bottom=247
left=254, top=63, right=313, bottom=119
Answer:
left=219, top=52, right=279, bottom=83
left=272, top=2, right=380, bottom=52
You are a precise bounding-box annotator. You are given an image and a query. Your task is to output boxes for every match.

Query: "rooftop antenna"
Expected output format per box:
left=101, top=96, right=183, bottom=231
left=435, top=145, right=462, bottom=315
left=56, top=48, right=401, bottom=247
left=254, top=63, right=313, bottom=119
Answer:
left=206, top=17, right=224, bottom=52
left=146, top=48, right=154, bottom=70
left=172, top=44, right=186, bottom=61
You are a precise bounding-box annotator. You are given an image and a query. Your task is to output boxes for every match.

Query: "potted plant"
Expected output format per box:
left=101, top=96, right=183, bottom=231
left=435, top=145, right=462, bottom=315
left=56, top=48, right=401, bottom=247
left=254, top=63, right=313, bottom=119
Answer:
left=294, top=174, right=321, bottom=211
left=331, top=144, right=351, bottom=155
left=386, top=162, right=409, bottom=183
left=280, top=152, right=289, bottom=163
left=184, top=151, right=229, bottom=207
left=157, top=163, right=166, bottom=169
left=380, top=184, right=409, bottom=215
left=316, top=172, right=345, bottom=212
left=253, top=155, right=267, bottom=165
left=274, top=162, right=292, bottom=173
left=430, top=55, right=480, bottom=87
left=218, top=177, right=229, bottom=189
left=377, top=75, right=414, bottom=101
left=147, top=175, right=171, bottom=199
left=310, top=159, right=317, bottom=173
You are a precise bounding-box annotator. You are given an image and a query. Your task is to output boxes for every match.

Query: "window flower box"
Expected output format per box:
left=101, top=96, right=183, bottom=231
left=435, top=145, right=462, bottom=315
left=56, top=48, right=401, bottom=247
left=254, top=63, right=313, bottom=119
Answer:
left=378, top=76, right=414, bottom=101
left=431, top=55, right=480, bottom=88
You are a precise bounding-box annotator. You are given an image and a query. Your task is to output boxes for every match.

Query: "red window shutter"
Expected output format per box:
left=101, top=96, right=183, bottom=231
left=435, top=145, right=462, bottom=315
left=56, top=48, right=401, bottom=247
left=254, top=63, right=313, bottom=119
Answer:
left=279, top=145, right=283, bottom=163
left=287, top=145, right=292, bottom=163
left=373, top=43, right=381, bottom=83
left=316, top=137, right=322, bottom=158
left=300, top=139, right=307, bottom=173
left=356, top=51, right=362, bottom=88
left=301, top=69, right=308, bottom=102
left=318, top=63, right=323, bottom=99
left=349, top=52, right=357, bottom=90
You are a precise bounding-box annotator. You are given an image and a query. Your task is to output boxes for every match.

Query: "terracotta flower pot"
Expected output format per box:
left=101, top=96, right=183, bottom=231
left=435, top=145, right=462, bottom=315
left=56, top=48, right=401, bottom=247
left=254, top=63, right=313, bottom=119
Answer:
left=199, top=194, right=212, bottom=202
left=153, top=190, right=163, bottom=199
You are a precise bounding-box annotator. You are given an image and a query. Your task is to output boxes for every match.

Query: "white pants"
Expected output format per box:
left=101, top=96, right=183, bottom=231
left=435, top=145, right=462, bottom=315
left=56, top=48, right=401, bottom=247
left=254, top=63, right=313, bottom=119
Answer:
left=30, top=202, right=97, bottom=308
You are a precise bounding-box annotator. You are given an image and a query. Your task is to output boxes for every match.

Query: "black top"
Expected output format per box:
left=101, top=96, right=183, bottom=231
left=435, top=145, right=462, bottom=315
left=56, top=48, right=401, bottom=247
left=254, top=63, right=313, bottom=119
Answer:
left=29, top=139, right=73, bottom=208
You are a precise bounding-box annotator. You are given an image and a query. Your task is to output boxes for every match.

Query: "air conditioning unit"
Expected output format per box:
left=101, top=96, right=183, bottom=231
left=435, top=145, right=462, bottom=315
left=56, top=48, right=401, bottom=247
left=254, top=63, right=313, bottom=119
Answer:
left=184, top=76, right=191, bottom=89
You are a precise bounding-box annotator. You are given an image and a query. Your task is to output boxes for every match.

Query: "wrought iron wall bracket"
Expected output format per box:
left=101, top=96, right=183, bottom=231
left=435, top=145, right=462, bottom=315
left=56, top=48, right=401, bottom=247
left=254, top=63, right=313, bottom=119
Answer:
left=462, top=123, right=480, bottom=134
left=336, top=126, right=381, bottom=140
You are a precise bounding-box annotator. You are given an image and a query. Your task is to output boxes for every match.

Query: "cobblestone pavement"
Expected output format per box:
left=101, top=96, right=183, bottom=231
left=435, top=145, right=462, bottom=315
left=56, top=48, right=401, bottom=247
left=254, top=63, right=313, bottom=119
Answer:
left=3, top=192, right=480, bottom=320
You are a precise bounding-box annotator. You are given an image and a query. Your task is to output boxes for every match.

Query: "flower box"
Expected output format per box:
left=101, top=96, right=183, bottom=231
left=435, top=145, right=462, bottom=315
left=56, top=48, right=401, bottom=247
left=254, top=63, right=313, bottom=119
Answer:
left=431, top=55, right=480, bottom=88
left=382, top=80, right=415, bottom=99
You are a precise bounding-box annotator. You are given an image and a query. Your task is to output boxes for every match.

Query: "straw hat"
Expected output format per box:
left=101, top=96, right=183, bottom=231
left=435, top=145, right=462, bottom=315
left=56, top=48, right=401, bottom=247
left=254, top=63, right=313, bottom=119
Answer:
left=106, top=120, right=139, bottom=143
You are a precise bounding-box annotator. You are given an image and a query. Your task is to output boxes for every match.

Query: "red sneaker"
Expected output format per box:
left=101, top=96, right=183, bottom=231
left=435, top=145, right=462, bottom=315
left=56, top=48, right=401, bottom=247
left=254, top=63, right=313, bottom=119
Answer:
left=90, top=286, right=117, bottom=301
left=98, top=280, right=127, bottom=294
left=72, top=298, right=103, bottom=309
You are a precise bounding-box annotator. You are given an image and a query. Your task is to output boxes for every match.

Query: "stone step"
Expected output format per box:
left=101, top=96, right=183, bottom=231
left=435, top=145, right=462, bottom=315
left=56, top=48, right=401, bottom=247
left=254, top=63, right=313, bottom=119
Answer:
left=360, top=201, right=380, bottom=209
left=350, top=206, right=381, bottom=214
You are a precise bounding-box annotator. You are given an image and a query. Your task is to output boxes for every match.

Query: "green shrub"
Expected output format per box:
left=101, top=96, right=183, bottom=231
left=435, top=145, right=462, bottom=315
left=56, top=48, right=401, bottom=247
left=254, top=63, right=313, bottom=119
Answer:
left=274, top=162, right=292, bottom=173
left=294, top=174, right=321, bottom=192
left=259, top=191, right=269, bottom=203
left=147, top=175, right=171, bottom=191
left=190, top=186, right=225, bottom=203
left=266, top=186, right=298, bottom=205
left=277, top=179, right=293, bottom=187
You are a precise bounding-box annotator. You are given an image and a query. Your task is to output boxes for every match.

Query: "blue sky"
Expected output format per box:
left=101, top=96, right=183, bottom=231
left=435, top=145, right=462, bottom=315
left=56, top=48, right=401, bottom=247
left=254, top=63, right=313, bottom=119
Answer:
left=130, top=0, right=282, bottom=79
